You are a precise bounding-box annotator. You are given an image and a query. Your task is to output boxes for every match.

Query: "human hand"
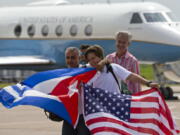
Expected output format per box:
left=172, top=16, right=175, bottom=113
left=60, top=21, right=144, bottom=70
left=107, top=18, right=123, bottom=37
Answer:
left=149, top=82, right=159, bottom=88
left=96, top=58, right=111, bottom=71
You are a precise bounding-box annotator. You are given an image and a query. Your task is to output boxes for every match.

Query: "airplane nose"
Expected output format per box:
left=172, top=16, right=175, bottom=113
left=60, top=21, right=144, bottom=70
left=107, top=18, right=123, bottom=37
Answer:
left=176, top=22, right=180, bottom=31
left=140, top=23, right=180, bottom=47
left=167, top=22, right=180, bottom=32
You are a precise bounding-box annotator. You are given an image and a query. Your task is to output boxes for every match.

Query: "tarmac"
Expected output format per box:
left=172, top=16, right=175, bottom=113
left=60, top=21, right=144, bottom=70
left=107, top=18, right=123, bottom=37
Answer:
left=1, top=86, right=180, bottom=135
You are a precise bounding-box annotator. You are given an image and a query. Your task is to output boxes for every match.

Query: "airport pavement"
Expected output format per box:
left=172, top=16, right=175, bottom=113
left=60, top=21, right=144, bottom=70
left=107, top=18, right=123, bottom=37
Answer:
left=1, top=86, right=180, bottom=135
left=0, top=106, right=61, bottom=135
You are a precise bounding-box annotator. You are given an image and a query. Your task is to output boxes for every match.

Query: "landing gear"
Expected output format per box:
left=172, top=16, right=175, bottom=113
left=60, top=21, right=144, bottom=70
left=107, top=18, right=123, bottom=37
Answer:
left=159, top=86, right=178, bottom=100
left=152, top=63, right=178, bottom=100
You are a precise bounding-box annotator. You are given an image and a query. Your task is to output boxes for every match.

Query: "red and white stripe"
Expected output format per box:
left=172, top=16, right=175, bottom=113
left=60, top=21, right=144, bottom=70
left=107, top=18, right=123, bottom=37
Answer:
left=85, top=89, right=179, bottom=135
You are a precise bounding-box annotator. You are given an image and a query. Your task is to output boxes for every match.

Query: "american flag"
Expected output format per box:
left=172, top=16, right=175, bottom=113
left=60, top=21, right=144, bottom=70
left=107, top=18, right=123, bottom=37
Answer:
left=83, top=84, right=179, bottom=135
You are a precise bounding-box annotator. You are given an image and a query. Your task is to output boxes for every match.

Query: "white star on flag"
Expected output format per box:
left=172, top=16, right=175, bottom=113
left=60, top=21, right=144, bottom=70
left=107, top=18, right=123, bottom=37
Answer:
left=68, top=81, right=79, bottom=97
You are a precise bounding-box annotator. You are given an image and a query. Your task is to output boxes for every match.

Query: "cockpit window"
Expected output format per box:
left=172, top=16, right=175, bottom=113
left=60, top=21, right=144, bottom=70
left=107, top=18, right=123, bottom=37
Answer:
left=130, top=13, right=143, bottom=24
left=144, top=13, right=167, bottom=22
left=166, top=12, right=179, bottom=22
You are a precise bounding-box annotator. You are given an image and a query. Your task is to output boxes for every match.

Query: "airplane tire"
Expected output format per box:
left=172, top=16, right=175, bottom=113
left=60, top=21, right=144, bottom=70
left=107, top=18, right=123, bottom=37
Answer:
left=165, top=86, right=173, bottom=99
left=163, top=87, right=170, bottom=99
left=159, top=87, right=169, bottom=99
left=159, top=87, right=165, bottom=99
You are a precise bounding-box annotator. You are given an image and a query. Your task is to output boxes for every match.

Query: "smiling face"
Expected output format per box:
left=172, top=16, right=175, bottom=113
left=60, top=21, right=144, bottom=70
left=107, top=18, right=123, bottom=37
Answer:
left=65, top=49, right=79, bottom=68
left=116, top=35, right=129, bottom=55
left=86, top=52, right=102, bottom=68
left=115, top=32, right=131, bottom=56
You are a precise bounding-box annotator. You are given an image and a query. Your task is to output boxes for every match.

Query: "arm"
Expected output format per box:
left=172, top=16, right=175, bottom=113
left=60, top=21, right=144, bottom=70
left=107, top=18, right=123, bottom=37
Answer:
left=96, top=58, right=111, bottom=71
left=131, top=59, right=141, bottom=91
left=109, top=63, right=158, bottom=88
left=126, top=73, right=159, bottom=88
left=132, top=60, right=140, bottom=75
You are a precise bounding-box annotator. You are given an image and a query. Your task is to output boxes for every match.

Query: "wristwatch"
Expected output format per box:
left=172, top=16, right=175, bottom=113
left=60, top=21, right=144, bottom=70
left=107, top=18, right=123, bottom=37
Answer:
left=146, top=81, right=152, bottom=87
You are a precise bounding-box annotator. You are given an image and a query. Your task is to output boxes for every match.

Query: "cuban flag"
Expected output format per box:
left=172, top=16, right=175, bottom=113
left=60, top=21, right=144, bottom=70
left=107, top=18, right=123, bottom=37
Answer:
left=0, top=67, right=96, bottom=127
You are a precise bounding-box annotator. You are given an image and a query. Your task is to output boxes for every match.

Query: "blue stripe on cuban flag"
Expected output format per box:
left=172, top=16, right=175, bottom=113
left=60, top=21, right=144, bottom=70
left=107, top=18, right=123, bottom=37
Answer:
left=0, top=67, right=96, bottom=127
left=0, top=83, right=71, bottom=123
left=22, top=67, right=95, bottom=88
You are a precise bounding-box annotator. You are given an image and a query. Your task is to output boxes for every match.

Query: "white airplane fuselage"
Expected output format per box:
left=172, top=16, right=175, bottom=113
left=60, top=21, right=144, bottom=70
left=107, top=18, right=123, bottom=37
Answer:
left=0, top=2, right=180, bottom=70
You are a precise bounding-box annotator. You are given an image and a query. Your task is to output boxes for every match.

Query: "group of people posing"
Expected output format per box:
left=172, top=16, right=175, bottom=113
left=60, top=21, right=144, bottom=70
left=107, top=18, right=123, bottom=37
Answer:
left=62, top=31, right=159, bottom=135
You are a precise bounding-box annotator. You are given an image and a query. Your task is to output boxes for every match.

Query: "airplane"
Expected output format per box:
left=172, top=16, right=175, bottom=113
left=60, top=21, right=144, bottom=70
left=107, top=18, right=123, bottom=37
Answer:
left=0, top=1, right=180, bottom=98
left=0, top=1, right=180, bottom=71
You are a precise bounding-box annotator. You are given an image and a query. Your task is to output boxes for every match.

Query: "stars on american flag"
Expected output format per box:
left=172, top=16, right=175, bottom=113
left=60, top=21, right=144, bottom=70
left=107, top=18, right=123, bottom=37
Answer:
left=83, top=84, right=179, bottom=135
left=83, top=84, right=131, bottom=121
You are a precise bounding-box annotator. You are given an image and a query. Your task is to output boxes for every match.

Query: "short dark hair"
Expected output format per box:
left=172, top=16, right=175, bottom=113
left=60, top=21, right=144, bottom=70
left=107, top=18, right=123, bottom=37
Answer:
left=65, top=47, right=80, bottom=56
left=80, top=44, right=90, bottom=50
left=85, top=45, right=104, bottom=60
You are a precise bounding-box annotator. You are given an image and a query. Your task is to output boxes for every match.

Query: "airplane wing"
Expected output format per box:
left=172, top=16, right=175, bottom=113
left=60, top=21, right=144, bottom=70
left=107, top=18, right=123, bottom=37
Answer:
left=27, top=0, right=70, bottom=6
left=0, top=56, right=55, bottom=65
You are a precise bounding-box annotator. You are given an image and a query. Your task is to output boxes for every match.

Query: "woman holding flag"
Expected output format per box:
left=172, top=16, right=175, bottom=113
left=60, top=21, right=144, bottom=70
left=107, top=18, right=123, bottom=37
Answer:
left=83, top=45, right=179, bottom=135
left=84, top=45, right=159, bottom=93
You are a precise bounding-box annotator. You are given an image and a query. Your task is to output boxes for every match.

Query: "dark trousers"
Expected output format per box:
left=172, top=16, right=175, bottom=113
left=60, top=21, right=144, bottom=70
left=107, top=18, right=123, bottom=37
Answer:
left=62, top=114, right=91, bottom=135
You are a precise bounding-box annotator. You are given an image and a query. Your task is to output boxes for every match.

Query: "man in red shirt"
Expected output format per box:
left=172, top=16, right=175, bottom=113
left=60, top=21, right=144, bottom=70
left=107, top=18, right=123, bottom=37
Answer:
left=106, top=31, right=141, bottom=94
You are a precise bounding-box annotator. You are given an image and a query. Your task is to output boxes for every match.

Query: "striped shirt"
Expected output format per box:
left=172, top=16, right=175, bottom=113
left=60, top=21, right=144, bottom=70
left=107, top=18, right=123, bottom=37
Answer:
left=106, top=51, right=141, bottom=93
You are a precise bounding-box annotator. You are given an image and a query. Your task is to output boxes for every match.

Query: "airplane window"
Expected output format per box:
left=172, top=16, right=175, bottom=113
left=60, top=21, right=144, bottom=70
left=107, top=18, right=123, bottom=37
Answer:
left=130, top=13, right=143, bottom=24
left=84, top=24, right=92, bottom=36
left=41, top=25, right=49, bottom=36
left=166, top=12, right=179, bottom=22
left=14, top=24, right=22, bottom=37
left=70, top=25, right=78, bottom=36
left=144, top=13, right=167, bottom=22
left=55, top=25, right=63, bottom=36
left=27, top=24, right=35, bottom=37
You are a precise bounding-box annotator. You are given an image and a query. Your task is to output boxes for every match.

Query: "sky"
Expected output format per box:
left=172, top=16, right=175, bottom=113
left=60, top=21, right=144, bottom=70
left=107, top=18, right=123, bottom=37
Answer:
left=0, top=0, right=179, bottom=19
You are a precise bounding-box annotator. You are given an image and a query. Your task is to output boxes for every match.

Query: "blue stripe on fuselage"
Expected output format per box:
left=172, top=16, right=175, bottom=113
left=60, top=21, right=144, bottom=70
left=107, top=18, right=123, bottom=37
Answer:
left=0, top=39, right=179, bottom=69
left=130, top=41, right=180, bottom=63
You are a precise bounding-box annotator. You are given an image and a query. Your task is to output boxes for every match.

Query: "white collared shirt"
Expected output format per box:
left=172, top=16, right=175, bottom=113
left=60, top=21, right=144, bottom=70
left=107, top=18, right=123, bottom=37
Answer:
left=87, top=63, right=131, bottom=93
left=80, top=63, right=131, bottom=114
